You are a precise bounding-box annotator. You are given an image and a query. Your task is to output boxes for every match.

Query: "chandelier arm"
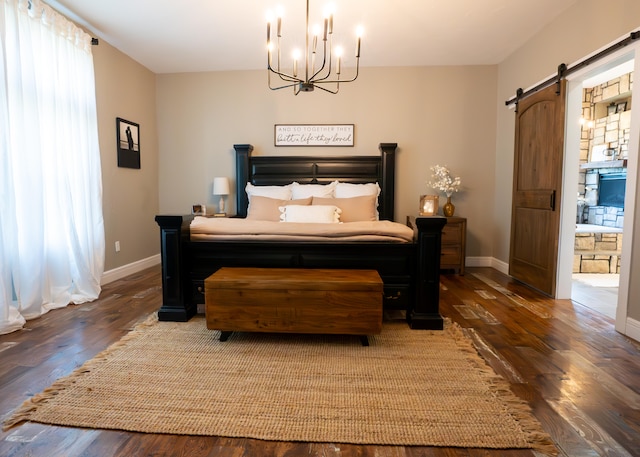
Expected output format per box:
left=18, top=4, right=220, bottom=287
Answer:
left=310, top=37, right=332, bottom=82
left=314, top=83, right=339, bottom=94
left=268, top=64, right=302, bottom=90
left=269, top=79, right=302, bottom=91
left=275, top=37, right=294, bottom=83
left=268, top=64, right=301, bottom=83
left=315, top=58, right=360, bottom=85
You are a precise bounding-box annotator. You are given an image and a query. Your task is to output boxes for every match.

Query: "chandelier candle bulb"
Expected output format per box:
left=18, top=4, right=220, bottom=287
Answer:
left=277, top=16, right=281, bottom=36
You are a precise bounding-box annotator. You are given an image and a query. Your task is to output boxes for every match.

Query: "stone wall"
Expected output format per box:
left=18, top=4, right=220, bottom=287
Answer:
left=580, top=72, right=633, bottom=163
left=577, top=72, right=632, bottom=231
left=573, top=232, right=622, bottom=273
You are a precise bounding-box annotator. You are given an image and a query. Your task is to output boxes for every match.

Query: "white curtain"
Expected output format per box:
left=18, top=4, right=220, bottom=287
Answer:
left=0, top=0, right=104, bottom=334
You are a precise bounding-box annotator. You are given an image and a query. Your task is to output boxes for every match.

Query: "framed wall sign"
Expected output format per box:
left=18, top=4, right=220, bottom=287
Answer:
left=274, top=124, right=354, bottom=147
left=116, top=117, right=140, bottom=169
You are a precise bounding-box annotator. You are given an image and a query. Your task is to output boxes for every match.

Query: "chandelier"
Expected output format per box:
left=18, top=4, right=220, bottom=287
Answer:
left=267, top=1, right=362, bottom=94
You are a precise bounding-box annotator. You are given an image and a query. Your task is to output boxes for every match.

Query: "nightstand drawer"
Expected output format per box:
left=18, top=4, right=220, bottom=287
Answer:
left=440, top=216, right=466, bottom=274
left=441, top=246, right=462, bottom=265
left=442, top=224, right=462, bottom=243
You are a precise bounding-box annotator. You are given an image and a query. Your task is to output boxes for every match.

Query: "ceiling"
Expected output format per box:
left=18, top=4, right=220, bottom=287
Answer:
left=46, top=0, right=579, bottom=74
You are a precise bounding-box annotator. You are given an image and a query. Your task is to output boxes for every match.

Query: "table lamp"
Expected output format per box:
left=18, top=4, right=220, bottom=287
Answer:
left=212, top=177, right=230, bottom=216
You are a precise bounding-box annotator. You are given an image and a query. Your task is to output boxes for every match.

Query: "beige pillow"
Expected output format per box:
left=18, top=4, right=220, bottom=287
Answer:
left=312, top=195, right=378, bottom=222
left=247, top=196, right=311, bottom=221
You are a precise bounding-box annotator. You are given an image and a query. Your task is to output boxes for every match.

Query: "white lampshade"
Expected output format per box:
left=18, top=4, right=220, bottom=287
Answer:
left=212, top=177, right=230, bottom=196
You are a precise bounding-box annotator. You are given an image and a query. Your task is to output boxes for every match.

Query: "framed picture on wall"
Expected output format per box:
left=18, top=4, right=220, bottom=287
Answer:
left=116, top=117, right=140, bottom=169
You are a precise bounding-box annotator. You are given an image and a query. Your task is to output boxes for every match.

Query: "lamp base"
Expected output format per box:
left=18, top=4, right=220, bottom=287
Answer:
left=218, top=196, right=226, bottom=214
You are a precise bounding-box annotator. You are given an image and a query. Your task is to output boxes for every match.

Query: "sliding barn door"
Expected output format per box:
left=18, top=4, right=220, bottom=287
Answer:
left=509, top=81, right=566, bottom=297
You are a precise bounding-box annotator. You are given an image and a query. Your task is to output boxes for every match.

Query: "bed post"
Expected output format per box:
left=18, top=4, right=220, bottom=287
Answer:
left=234, top=144, right=253, bottom=218
left=154, top=214, right=196, bottom=321
left=379, top=143, right=397, bottom=221
left=410, top=216, right=447, bottom=329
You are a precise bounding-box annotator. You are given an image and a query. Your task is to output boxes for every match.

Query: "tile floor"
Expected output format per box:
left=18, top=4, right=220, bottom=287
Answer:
left=571, top=273, right=619, bottom=319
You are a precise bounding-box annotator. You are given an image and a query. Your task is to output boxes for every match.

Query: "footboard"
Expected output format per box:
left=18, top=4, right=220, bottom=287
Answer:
left=154, top=215, right=446, bottom=329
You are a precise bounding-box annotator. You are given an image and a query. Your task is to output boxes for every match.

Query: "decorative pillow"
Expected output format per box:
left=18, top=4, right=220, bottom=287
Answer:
left=247, top=196, right=312, bottom=222
left=312, top=195, right=377, bottom=222
left=334, top=181, right=381, bottom=198
left=245, top=183, right=292, bottom=201
left=279, top=205, right=341, bottom=223
left=290, top=180, right=338, bottom=199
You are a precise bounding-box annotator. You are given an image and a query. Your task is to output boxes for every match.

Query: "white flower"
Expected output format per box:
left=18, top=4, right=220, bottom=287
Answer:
left=427, top=165, right=461, bottom=197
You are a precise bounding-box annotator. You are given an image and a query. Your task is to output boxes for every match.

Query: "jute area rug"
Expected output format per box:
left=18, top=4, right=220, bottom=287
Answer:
left=4, top=314, right=555, bottom=454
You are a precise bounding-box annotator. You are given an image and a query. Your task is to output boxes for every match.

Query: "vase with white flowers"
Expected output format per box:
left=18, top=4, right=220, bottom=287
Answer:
left=427, top=165, right=461, bottom=217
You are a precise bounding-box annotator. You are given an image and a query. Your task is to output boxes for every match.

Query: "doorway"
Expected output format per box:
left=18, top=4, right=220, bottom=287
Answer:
left=570, top=61, right=632, bottom=319
left=558, top=48, right=639, bottom=337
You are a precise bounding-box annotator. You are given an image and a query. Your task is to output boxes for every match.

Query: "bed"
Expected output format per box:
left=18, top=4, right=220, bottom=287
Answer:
left=155, top=143, right=446, bottom=330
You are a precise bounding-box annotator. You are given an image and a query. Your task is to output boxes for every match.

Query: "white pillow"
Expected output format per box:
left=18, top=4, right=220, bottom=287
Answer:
left=335, top=182, right=381, bottom=198
left=279, top=205, right=341, bottom=223
left=290, top=180, right=338, bottom=199
left=245, top=183, right=292, bottom=201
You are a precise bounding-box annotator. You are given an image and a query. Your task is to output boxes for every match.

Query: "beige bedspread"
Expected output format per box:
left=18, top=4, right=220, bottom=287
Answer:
left=190, top=217, right=414, bottom=243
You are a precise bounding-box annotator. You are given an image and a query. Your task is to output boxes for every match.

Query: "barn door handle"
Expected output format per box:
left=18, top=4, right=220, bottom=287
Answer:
left=550, top=190, right=556, bottom=210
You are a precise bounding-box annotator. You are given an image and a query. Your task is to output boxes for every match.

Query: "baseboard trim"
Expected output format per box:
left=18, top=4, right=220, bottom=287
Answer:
left=101, top=254, right=161, bottom=285
left=622, top=317, right=640, bottom=342
left=490, top=258, right=509, bottom=275
left=465, top=256, right=492, bottom=267
left=465, top=256, right=509, bottom=275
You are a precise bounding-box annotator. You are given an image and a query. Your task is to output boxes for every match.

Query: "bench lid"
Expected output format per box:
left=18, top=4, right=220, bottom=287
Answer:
left=206, top=267, right=383, bottom=291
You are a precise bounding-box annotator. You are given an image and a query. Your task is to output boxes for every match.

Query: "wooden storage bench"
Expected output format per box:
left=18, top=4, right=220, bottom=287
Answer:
left=205, top=267, right=383, bottom=344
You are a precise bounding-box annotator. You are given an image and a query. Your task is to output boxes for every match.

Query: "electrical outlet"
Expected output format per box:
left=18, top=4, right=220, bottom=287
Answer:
left=115, top=241, right=120, bottom=252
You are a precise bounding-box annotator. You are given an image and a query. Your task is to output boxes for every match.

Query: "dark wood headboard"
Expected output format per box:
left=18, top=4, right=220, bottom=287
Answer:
left=233, top=143, right=398, bottom=221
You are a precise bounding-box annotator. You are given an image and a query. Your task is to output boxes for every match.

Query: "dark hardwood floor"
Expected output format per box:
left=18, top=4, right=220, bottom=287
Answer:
left=1, top=266, right=639, bottom=456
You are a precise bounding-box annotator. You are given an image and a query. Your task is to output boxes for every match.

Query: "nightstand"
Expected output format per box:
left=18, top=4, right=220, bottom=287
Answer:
left=440, top=216, right=466, bottom=274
